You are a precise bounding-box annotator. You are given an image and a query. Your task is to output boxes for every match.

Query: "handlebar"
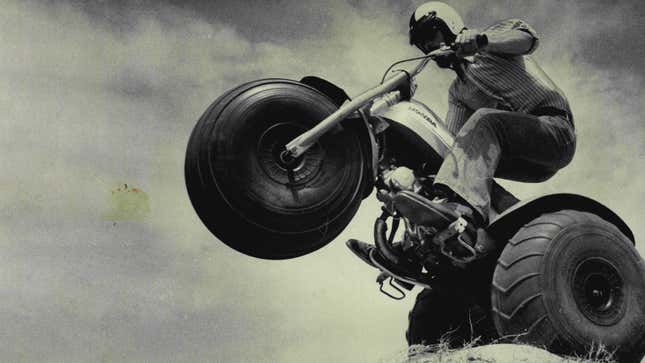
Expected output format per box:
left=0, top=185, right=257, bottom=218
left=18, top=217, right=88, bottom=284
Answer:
left=284, top=34, right=489, bottom=159
left=285, top=51, right=443, bottom=158
left=427, top=33, right=488, bottom=58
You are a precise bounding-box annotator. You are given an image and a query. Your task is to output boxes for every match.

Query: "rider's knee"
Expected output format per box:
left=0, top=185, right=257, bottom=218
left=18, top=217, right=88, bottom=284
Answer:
left=471, top=108, right=499, bottom=120
left=459, top=108, right=501, bottom=136
left=470, top=108, right=503, bottom=127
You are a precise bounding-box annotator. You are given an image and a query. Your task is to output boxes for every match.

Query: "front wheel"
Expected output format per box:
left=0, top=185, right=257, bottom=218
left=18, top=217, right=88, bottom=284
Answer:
left=492, top=210, right=645, bottom=362
left=185, top=79, right=366, bottom=259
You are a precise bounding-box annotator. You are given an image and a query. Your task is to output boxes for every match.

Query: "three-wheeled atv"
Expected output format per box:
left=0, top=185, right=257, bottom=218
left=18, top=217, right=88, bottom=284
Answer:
left=184, top=49, right=645, bottom=362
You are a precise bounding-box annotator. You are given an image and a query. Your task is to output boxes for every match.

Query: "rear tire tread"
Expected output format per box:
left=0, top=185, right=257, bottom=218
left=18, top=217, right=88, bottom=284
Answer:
left=492, top=210, right=645, bottom=360
left=492, top=292, right=542, bottom=320
left=497, top=252, right=545, bottom=269
left=492, top=272, right=541, bottom=294
left=525, top=314, right=548, bottom=335
left=508, top=235, right=551, bottom=246
left=523, top=221, right=564, bottom=229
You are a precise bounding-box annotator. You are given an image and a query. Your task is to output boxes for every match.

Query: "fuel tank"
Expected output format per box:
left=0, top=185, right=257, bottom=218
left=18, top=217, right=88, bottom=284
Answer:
left=373, top=100, right=455, bottom=172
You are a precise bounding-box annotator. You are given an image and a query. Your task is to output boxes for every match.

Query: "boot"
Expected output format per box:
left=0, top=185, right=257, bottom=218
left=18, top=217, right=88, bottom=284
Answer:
left=393, top=190, right=484, bottom=229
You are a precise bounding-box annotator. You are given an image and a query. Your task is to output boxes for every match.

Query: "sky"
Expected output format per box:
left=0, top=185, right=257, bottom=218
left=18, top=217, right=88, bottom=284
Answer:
left=1, top=0, right=644, bottom=362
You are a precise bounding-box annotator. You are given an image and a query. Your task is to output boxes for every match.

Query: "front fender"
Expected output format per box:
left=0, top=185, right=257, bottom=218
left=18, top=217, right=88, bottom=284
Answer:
left=341, top=114, right=377, bottom=198
left=301, top=76, right=377, bottom=198
left=487, top=193, right=635, bottom=245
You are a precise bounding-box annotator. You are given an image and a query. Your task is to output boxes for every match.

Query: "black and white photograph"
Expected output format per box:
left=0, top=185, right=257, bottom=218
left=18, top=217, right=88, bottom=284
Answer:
left=2, top=0, right=644, bottom=362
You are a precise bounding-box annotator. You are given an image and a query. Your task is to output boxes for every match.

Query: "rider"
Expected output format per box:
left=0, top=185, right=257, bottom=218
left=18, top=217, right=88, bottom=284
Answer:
left=348, top=1, right=576, bottom=263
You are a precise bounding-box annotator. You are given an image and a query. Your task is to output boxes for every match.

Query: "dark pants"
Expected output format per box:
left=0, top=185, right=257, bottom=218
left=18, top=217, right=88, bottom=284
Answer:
left=434, top=108, right=576, bottom=221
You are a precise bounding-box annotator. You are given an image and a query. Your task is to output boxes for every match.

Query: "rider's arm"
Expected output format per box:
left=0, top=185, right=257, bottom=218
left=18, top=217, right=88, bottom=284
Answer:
left=445, top=83, right=473, bottom=135
left=481, top=19, right=539, bottom=55
left=446, top=101, right=472, bottom=135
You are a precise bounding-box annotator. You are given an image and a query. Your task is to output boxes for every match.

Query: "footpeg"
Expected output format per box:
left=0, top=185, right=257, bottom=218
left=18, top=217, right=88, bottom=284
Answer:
left=369, top=249, right=433, bottom=289
left=434, top=217, right=478, bottom=264
left=376, top=272, right=410, bottom=300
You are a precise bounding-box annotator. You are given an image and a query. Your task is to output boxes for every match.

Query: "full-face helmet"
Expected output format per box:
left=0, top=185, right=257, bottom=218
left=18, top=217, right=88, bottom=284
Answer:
left=409, top=2, right=465, bottom=52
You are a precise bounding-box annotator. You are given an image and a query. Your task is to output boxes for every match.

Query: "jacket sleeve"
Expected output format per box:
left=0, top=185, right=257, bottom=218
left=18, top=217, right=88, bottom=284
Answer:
left=445, top=82, right=473, bottom=135
left=483, top=18, right=540, bottom=54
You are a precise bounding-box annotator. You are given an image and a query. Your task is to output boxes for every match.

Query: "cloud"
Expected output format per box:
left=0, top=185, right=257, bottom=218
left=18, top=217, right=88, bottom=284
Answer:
left=1, top=1, right=414, bottom=361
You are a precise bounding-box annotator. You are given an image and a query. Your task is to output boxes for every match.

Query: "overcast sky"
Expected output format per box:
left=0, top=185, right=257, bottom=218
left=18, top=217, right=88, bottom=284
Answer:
left=1, top=0, right=644, bottom=362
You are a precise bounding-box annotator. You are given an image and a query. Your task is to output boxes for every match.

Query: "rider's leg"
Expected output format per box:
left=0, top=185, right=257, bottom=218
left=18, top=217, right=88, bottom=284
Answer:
left=490, top=182, right=519, bottom=213
left=434, top=108, right=576, bottom=224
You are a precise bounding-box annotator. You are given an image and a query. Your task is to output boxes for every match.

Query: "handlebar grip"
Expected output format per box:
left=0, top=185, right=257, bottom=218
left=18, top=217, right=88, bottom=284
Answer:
left=449, top=34, right=489, bottom=51
left=475, top=34, right=488, bottom=48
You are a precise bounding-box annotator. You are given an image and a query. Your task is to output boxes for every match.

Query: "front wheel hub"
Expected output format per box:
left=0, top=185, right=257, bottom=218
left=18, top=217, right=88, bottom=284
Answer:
left=256, top=122, right=324, bottom=187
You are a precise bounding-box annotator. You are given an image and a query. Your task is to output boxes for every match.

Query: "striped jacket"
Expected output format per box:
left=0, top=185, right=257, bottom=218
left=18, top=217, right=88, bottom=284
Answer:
left=445, top=18, right=572, bottom=134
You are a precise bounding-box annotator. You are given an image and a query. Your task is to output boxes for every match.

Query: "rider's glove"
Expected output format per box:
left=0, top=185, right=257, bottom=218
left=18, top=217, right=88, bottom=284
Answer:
left=433, top=46, right=460, bottom=69
left=455, top=29, right=484, bottom=57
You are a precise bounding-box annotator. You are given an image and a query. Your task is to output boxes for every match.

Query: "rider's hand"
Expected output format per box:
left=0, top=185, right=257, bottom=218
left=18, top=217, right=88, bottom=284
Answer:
left=432, top=44, right=458, bottom=69
left=454, top=29, right=483, bottom=57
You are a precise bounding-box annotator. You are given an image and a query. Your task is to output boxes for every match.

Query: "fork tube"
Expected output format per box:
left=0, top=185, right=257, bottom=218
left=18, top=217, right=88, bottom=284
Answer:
left=285, top=71, right=408, bottom=158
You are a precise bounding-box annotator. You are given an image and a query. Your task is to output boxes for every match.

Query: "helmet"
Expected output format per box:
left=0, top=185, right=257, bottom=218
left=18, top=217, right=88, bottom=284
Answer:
left=409, top=2, right=465, bottom=48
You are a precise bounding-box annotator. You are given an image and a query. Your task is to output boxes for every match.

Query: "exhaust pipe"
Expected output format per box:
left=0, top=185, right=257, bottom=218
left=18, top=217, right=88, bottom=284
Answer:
left=374, top=217, right=401, bottom=265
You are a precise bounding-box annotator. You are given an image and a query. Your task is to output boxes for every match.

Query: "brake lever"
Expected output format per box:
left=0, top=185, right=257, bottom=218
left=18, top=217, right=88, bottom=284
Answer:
left=427, top=45, right=467, bottom=80
left=429, top=34, right=488, bottom=59
left=427, top=45, right=455, bottom=59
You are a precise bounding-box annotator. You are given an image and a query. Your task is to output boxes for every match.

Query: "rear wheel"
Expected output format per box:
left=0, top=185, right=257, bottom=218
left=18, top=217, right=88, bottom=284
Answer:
left=492, top=210, right=645, bottom=362
left=185, top=79, right=366, bottom=259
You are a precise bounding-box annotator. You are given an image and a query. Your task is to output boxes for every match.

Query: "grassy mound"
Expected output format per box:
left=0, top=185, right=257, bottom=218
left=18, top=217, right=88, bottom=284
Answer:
left=384, top=342, right=620, bottom=363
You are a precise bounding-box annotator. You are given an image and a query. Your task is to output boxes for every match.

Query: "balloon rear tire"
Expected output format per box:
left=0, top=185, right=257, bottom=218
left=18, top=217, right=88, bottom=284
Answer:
left=492, top=210, right=645, bottom=362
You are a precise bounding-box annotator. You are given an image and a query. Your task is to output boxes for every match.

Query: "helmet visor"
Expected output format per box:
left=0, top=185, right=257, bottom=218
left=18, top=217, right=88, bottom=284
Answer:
left=409, top=13, right=451, bottom=50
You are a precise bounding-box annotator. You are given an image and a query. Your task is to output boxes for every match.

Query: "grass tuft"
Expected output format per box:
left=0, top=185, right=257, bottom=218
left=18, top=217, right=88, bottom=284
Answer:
left=384, top=337, right=620, bottom=363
